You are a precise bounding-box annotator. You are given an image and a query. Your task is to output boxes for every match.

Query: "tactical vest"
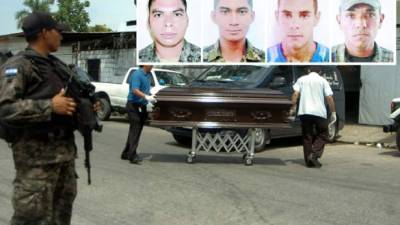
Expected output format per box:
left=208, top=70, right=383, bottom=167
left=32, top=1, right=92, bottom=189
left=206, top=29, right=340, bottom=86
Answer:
left=0, top=51, right=76, bottom=143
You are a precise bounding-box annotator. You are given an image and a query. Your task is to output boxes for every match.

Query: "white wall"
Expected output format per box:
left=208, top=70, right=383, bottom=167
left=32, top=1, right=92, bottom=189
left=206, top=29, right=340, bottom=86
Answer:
left=0, top=36, right=73, bottom=64
left=359, top=28, right=400, bottom=125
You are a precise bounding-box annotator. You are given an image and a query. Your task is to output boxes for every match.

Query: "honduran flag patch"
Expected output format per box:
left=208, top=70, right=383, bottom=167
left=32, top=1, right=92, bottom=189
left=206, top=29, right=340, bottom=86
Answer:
left=5, top=68, right=18, bottom=77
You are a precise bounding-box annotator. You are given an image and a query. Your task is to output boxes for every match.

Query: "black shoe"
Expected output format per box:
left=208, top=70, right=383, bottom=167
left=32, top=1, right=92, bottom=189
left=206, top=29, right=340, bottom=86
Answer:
left=308, top=154, right=322, bottom=168
left=305, top=161, right=315, bottom=168
left=121, top=152, right=129, bottom=160
left=129, top=155, right=143, bottom=164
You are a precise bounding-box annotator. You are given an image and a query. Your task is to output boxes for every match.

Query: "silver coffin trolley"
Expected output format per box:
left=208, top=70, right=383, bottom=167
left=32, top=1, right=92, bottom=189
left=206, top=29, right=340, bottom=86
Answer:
left=187, top=127, right=257, bottom=166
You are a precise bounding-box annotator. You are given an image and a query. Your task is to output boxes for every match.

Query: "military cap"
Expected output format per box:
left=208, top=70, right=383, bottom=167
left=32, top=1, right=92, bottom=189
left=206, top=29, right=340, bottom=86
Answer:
left=22, top=11, right=70, bottom=37
left=339, top=0, right=381, bottom=12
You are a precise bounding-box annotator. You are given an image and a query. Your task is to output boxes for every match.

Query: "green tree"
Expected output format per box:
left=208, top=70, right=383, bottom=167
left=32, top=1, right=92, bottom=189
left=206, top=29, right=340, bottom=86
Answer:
left=15, top=0, right=55, bottom=29
left=55, top=0, right=90, bottom=32
left=88, top=24, right=113, bottom=32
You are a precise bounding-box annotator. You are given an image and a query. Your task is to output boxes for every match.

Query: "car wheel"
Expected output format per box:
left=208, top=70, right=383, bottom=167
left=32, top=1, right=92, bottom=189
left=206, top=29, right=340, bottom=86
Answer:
left=396, top=126, right=400, bottom=151
left=173, top=134, right=191, bottom=146
left=328, top=120, right=338, bottom=143
left=253, top=128, right=270, bottom=152
left=97, top=98, right=111, bottom=121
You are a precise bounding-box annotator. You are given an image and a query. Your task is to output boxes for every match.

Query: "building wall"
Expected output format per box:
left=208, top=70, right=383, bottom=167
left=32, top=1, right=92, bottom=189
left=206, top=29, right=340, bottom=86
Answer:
left=0, top=36, right=74, bottom=64
left=76, top=48, right=135, bottom=83
left=358, top=28, right=400, bottom=125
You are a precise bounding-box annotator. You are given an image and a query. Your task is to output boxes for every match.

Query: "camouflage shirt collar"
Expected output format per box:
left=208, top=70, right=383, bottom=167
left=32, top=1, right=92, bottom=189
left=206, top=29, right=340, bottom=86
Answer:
left=335, top=42, right=391, bottom=62
left=147, top=39, right=194, bottom=62
left=207, top=39, right=262, bottom=62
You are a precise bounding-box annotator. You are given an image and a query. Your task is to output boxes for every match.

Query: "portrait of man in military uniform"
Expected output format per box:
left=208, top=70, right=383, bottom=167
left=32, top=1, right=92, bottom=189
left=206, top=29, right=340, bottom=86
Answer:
left=138, top=0, right=201, bottom=63
left=332, top=0, right=394, bottom=62
left=203, top=0, right=265, bottom=63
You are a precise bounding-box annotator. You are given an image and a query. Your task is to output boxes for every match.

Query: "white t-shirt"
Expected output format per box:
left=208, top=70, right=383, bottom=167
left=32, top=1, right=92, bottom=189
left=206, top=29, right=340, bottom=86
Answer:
left=292, top=72, right=333, bottom=119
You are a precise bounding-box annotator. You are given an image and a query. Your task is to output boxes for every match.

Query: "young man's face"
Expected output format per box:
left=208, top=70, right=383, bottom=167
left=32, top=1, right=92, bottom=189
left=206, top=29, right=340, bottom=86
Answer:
left=337, top=4, right=384, bottom=51
left=148, top=0, right=188, bottom=48
left=43, top=28, right=62, bottom=52
left=276, top=0, right=320, bottom=49
left=142, top=65, right=153, bottom=73
left=212, top=0, right=254, bottom=42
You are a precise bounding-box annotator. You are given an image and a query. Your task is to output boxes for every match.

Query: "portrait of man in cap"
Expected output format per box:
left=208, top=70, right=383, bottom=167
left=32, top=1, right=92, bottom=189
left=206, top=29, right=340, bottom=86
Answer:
left=138, top=0, right=201, bottom=63
left=332, top=0, right=394, bottom=62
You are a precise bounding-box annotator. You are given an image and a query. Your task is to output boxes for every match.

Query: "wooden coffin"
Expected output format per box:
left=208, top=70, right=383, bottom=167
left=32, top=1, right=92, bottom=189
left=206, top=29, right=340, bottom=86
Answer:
left=149, top=87, right=292, bottom=129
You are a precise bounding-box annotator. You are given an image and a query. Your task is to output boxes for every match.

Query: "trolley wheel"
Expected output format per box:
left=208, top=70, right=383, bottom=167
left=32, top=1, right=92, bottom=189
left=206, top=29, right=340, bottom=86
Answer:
left=244, top=157, right=253, bottom=166
left=187, top=154, right=195, bottom=164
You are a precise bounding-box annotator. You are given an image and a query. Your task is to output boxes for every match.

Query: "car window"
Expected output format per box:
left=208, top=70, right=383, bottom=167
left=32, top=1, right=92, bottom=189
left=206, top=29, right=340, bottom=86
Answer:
left=265, top=66, right=293, bottom=87
left=154, top=71, right=188, bottom=86
left=319, top=68, right=341, bottom=90
left=75, top=67, right=94, bottom=82
left=196, top=66, right=267, bottom=85
left=263, top=66, right=293, bottom=95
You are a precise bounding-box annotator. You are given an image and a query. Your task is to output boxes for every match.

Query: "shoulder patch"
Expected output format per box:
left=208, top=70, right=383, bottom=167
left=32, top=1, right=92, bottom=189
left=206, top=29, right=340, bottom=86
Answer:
left=5, top=68, right=18, bottom=77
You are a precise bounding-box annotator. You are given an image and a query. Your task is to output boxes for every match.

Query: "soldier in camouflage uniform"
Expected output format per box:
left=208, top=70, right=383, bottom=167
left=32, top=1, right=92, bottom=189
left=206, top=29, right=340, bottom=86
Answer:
left=0, top=12, right=89, bottom=225
left=203, top=40, right=264, bottom=62
left=139, top=0, right=201, bottom=63
left=203, top=0, right=265, bottom=63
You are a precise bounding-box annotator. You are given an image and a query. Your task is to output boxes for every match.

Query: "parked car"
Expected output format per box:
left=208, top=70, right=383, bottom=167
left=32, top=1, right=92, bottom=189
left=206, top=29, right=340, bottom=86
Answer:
left=165, top=65, right=345, bottom=151
left=383, top=97, right=400, bottom=150
left=92, top=67, right=188, bottom=120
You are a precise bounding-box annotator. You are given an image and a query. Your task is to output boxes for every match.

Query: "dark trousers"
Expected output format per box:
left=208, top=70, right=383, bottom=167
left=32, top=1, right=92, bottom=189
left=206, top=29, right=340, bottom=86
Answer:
left=121, top=102, right=148, bottom=159
left=299, top=115, right=329, bottom=164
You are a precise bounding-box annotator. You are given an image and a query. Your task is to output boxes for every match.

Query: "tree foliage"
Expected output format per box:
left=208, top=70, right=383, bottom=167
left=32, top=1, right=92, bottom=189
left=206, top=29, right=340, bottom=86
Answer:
left=88, top=24, right=113, bottom=32
left=54, top=0, right=90, bottom=32
left=15, top=0, right=55, bottom=28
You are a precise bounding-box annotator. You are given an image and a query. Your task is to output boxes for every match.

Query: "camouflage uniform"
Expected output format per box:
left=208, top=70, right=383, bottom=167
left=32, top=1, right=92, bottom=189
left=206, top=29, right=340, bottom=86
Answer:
left=139, top=39, right=201, bottom=63
left=203, top=39, right=265, bottom=62
left=331, top=43, right=394, bottom=62
left=0, top=49, right=77, bottom=225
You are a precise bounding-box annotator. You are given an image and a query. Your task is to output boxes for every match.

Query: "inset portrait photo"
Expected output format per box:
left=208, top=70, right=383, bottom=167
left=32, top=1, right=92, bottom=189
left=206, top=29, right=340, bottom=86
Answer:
left=202, top=0, right=266, bottom=63
left=331, top=0, right=396, bottom=63
left=137, top=0, right=202, bottom=63
left=266, top=0, right=331, bottom=63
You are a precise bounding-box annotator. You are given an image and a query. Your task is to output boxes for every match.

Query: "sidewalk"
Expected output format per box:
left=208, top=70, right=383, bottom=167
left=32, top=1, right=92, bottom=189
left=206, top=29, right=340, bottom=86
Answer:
left=337, top=123, right=397, bottom=149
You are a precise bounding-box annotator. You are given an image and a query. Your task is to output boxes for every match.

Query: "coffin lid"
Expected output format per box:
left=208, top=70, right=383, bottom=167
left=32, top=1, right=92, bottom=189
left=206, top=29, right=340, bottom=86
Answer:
left=157, top=87, right=287, bottom=99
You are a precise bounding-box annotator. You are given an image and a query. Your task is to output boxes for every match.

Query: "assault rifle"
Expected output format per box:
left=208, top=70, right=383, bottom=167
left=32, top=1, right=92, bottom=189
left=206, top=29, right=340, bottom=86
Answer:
left=65, top=65, right=102, bottom=185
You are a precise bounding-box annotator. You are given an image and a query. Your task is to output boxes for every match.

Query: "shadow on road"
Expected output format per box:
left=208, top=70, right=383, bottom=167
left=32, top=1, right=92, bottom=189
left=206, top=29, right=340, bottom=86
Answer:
left=140, top=152, right=288, bottom=166
left=164, top=136, right=304, bottom=152
left=379, top=150, right=400, bottom=158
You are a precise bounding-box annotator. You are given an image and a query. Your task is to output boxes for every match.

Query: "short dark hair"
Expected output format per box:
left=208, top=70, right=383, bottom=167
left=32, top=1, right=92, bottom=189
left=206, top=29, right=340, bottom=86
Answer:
left=148, top=0, right=187, bottom=12
left=278, top=0, right=318, bottom=14
left=214, top=0, right=253, bottom=9
left=25, top=28, right=51, bottom=43
left=25, top=32, right=39, bottom=43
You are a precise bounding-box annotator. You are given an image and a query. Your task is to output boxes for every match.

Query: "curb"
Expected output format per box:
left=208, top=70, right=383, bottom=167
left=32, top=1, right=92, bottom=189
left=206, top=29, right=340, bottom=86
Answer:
left=336, top=140, right=398, bottom=150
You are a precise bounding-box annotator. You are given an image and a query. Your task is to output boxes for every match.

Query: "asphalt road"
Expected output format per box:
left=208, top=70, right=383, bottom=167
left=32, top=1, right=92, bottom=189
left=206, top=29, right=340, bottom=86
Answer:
left=1, top=119, right=400, bottom=225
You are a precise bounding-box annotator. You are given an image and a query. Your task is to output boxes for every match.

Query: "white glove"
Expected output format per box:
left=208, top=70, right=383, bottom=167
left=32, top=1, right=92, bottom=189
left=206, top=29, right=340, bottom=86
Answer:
left=146, top=102, right=154, bottom=112
left=287, top=106, right=296, bottom=121
left=329, top=112, right=337, bottom=125
left=289, top=108, right=296, bottom=117
left=144, top=95, right=157, bottom=103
